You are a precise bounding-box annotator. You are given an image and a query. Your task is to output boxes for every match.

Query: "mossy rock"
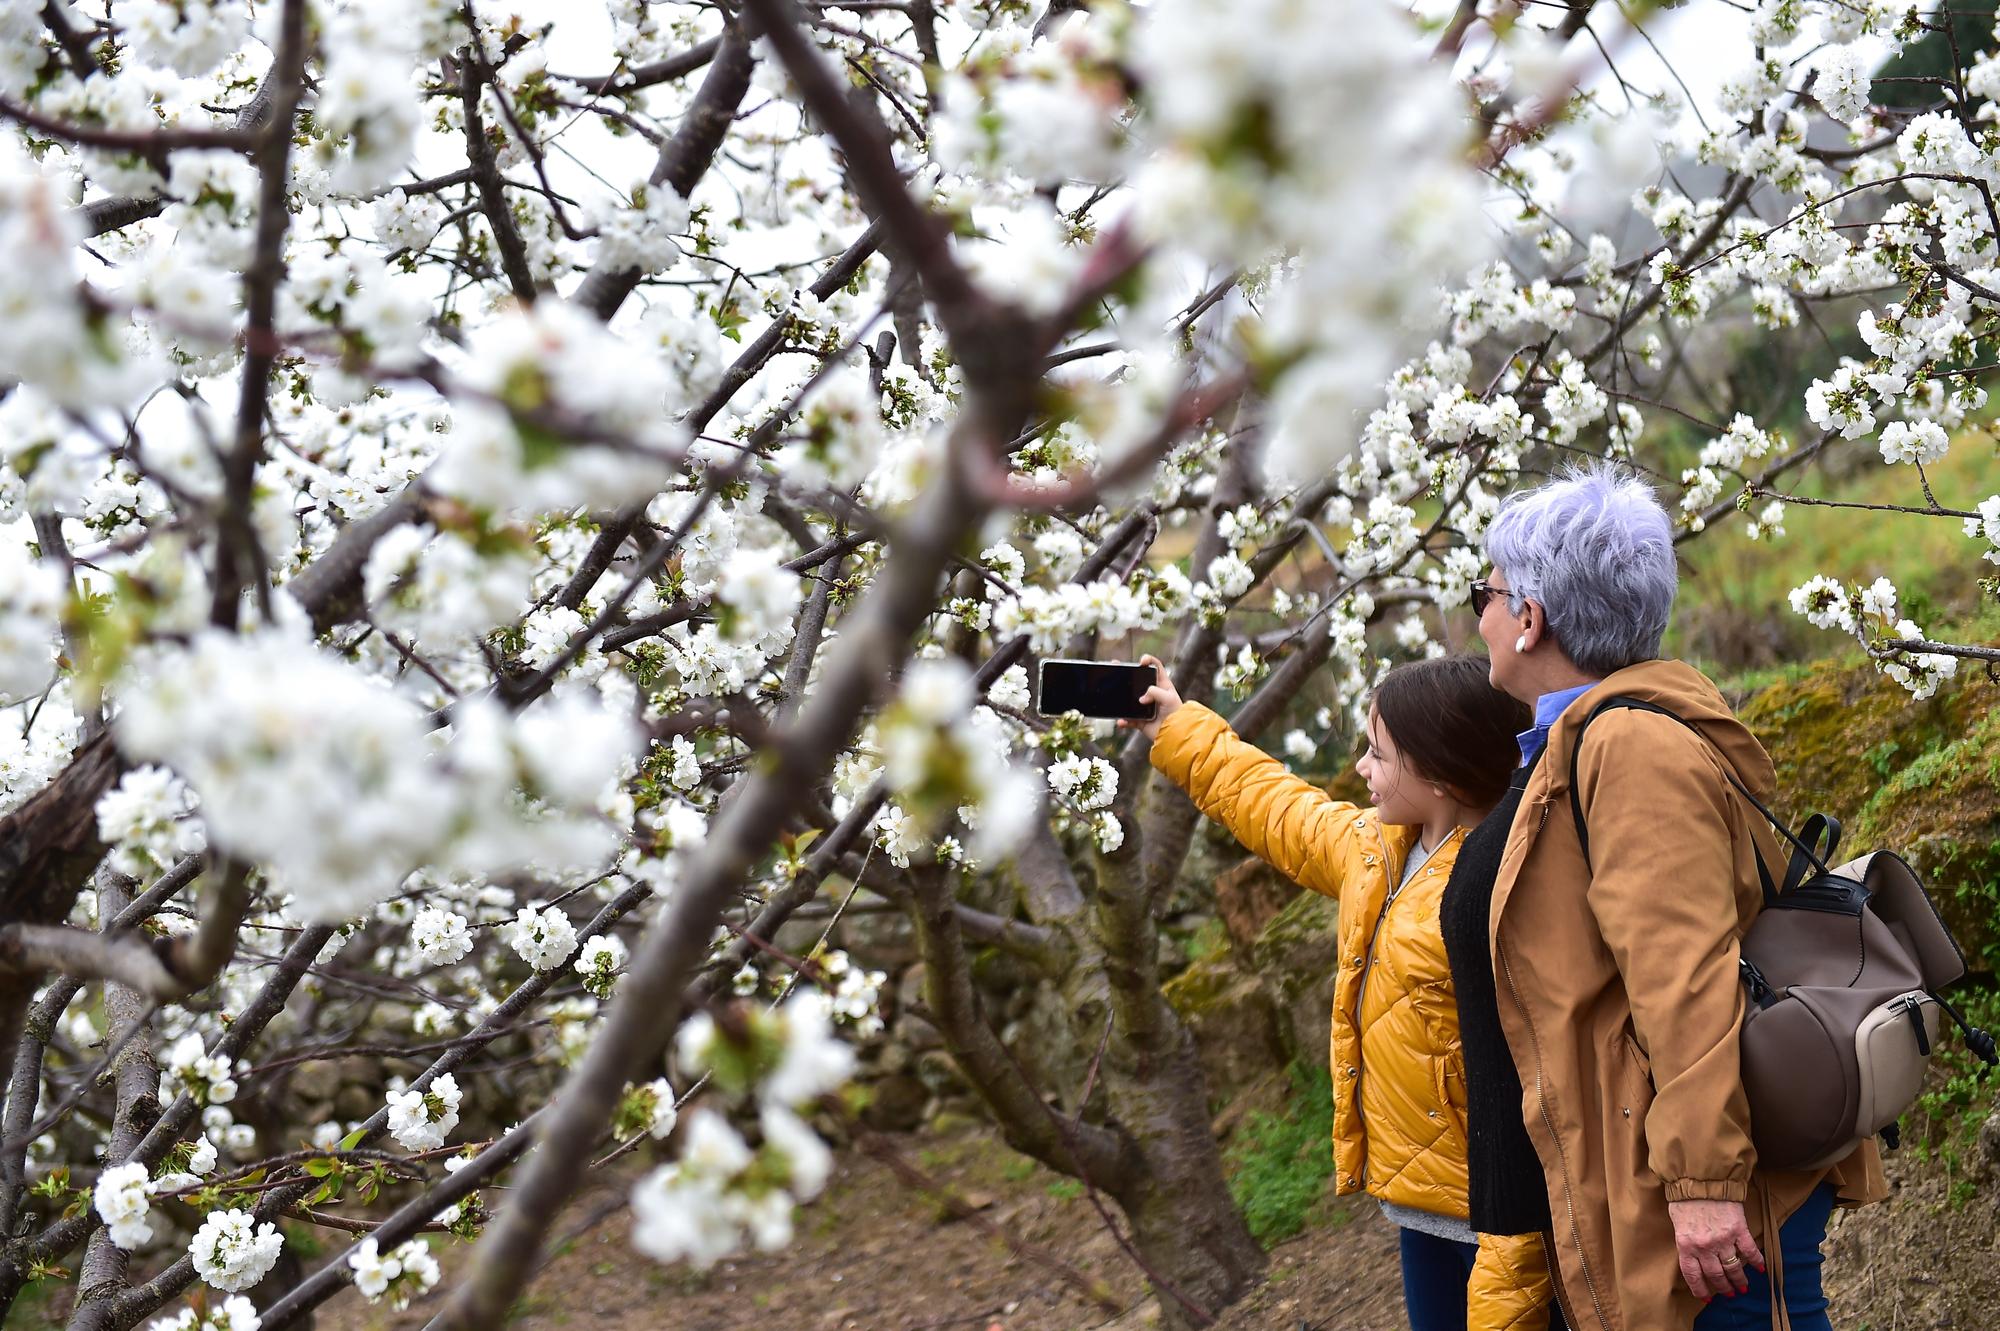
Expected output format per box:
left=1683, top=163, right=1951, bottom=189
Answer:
left=1739, top=659, right=2000, bottom=970
left=1847, top=704, right=2000, bottom=971
left=1163, top=943, right=1287, bottom=1099
left=1735, top=663, right=1992, bottom=823
left=1249, top=889, right=1339, bottom=1066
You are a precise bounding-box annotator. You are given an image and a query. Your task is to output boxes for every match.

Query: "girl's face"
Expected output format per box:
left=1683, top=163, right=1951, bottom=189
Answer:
left=1355, top=703, right=1432, bottom=829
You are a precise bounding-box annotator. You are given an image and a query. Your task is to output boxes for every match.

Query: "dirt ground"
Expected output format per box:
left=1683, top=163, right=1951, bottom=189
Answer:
left=26, top=1120, right=1992, bottom=1331
left=311, top=1123, right=1407, bottom=1331
left=307, top=1125, right=2000, bottom=1331
left=1821, top=1148, right=2000, bottom=1331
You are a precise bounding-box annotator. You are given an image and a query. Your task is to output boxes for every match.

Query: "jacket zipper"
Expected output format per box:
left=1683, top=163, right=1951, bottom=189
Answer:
left=1498, top=885, right=1612, bottom=1331
left=1538, top=1229, right=1582, bottom=1329
left=1351, top=824, right=1459, bottom=1191
left=1349, top=821, right=1398, bottom=1190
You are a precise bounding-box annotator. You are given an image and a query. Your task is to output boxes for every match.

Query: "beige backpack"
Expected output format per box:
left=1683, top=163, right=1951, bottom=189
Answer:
left=1570, top=696, right=1997, bottom=1173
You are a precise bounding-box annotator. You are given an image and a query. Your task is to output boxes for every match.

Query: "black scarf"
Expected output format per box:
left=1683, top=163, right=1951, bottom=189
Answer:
left=1439, top=751, right=1553, bottom=1236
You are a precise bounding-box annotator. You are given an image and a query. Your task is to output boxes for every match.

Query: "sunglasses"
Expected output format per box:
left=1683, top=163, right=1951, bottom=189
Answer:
left=1469, top=580, right=1505, bottom=615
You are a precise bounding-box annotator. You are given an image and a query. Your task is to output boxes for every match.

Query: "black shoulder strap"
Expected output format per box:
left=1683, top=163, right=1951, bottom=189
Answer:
left=1566, top=696, right=1840, bottom=907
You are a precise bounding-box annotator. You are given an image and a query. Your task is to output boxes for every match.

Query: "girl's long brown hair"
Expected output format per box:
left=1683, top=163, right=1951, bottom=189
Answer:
left=1372, top=655, right=1531, bottom=811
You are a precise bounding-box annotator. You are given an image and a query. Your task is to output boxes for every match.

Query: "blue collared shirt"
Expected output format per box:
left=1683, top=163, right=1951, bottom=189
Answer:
left=1517, top=682, right=1597, bottom=765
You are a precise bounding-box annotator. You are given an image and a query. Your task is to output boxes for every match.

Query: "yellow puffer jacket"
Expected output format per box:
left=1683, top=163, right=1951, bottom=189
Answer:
left=1153, top=702, right=1553, bottom=1331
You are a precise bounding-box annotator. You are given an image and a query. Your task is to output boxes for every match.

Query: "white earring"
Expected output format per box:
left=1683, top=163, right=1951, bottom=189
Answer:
left=1514, top=634, right=1528, bottom=653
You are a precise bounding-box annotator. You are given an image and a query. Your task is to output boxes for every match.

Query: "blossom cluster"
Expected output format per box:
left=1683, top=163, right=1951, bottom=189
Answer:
left=114, top=628, right=638, bottom=923
left=627, top=992, right=854, bottom=1267
left=190, top=1208, right=284, bottom=1293
left=1789, top=574, right=1961, bottom=700
left=854, top=657, right=1042, bottom=870
left=386, top=1073, right=464, bottom=1153
left=347, top=1235, right=443, bottom=1310
left=144, top=1297, right=262, bottom=1331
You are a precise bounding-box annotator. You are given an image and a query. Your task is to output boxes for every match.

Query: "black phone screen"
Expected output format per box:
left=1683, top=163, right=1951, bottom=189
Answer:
left=1035, top=660, right=1158, bottom=720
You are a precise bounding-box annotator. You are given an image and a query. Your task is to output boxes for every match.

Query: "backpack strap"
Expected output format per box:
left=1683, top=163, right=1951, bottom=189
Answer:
left=1566, top=696, right=1836, bottom=906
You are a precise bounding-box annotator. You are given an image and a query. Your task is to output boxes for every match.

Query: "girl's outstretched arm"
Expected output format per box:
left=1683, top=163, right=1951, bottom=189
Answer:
left=1134, top=656, right=1365, bottom=899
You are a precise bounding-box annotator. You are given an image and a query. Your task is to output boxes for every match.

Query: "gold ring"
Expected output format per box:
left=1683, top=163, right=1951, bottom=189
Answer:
left=1721, top=1256, right=1742, bottom=1267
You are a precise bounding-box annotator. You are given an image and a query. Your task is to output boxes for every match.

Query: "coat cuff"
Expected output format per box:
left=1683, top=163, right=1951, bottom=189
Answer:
left=1664, top=1178, right=1749, bottom=1203
left=1148, top=701, right=1223, bottom=780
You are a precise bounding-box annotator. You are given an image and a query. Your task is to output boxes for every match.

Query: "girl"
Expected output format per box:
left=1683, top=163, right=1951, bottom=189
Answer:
left=1130, top=652, right=1555, bottom=1331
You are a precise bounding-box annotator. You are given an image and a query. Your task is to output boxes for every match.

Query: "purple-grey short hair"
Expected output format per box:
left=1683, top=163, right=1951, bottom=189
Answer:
left=1483, top=463, right=1677, bottom=676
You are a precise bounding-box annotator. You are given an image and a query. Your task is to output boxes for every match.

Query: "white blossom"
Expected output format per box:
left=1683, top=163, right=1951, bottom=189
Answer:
left=0, top=542, right=63, bottom=705
left=988, top=665, right=1033, bottom=710
left=1046, top=755, right=1118, bottom=811
left=1962, top=495, right=2000, bottom=564
left=1203, top=554, right=1253, bottom=600
left=1859, top=576, right=1899, bottom=622
left=410, top=907, right=473, bottom=967
left=96, top=766, right=204, bottom=879
left=715, top=546, right=802, bottom=645
left=163, top=1033, right=238, bottom=1107
left=143, top=1295, right=262, bottom=1331
left=348, top=1236, right=441, bottom=1309
left=189, top=1209, right=284, bottom=1293
left=385, top=1073, right=463, bottom=1153
left=371, top=189, right=446, bottom=252
left=1817, top=46, right=1873, bottom=122
left=574, top=933, right=628, bottom=998
left=94, top=1163, right=156, bottom=1251
left=501, top=905, right=579, bottom=972
left=1877, top=419, right=1950, bottom=466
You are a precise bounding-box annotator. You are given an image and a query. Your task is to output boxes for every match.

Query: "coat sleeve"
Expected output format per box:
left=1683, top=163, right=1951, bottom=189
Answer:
left=1147, top=701, right=1366, bottom=900
left=1575, top=711, right=1756, bottom=1202
left=1467, top=1232, right=1555, bottom=1331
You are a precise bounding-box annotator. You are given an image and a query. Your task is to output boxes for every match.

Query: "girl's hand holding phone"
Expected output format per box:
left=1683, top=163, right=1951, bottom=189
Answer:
left=1121, top=654, right=1182, bottom=741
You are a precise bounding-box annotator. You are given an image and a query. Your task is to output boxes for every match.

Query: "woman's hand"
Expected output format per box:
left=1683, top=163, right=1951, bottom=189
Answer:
left=1120, top=654, right=1181, bottom=742
left=1667, top=1198, right=1762, bottom=1300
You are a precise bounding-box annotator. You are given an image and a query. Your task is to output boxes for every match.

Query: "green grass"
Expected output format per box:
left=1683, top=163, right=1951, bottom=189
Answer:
left=1180, top=917, right=1231, bottom=966
left=1906, top=980, right=2000, bottom=1209
left=1671, top=434, right=2000, bottom=674
left=1223, top=1060, right=1337, bottom=1246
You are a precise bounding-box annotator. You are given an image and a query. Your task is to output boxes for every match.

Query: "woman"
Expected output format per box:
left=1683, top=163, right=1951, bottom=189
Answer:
left=1466, top=464, right=1885, bottom=1330
left=1132, top=652, right=1557, bottom=1331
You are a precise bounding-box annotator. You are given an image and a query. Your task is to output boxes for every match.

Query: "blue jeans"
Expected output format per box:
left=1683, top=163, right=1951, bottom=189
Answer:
left=1399, top=1226, right=1570, bottom=1331
left=1399, top=1227, right=1480, bottom=1331
left=1691, top=1184, right=1836, bottom=1331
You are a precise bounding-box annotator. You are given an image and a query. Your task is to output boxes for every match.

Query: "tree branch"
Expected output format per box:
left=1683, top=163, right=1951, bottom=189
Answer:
left=0, top=97, right=254, bottom=158
left=903, top=861, right=1130, bottom=1182
left=458, top=35, right=546, bottom=306
left=0, top=923, right=179, bottom=998
left=740, top=0, right=992, bottom=348
left=65, top=874, right=161, bottom=1331
left=209, top=0, right=310, bottom=629
left=571, top=23, right=756, bottom=320
left=551, top=36, right=724, bottom=96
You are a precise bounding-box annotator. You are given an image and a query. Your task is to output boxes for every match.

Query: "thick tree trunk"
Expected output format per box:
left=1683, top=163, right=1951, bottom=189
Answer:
left=1101, top=1018, right=1266, bottom=1330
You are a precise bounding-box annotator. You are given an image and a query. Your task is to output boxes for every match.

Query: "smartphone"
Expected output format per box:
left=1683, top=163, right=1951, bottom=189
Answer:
left=1035, top=659, right=1159, bottom=720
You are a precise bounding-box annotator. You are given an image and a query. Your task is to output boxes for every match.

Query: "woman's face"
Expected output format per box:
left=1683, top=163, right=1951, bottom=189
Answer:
left=1476, top=567, right=1532, bottom=701
left=1354, top=704, right=1429, bottom=827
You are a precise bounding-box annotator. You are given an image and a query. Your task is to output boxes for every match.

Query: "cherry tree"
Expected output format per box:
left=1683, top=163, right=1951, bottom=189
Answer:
left=0, top=0, right=1995, bottom=1329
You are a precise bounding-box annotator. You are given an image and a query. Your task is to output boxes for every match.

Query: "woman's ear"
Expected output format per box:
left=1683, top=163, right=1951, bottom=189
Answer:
left=1515, top=599, right=1542, bottom=654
